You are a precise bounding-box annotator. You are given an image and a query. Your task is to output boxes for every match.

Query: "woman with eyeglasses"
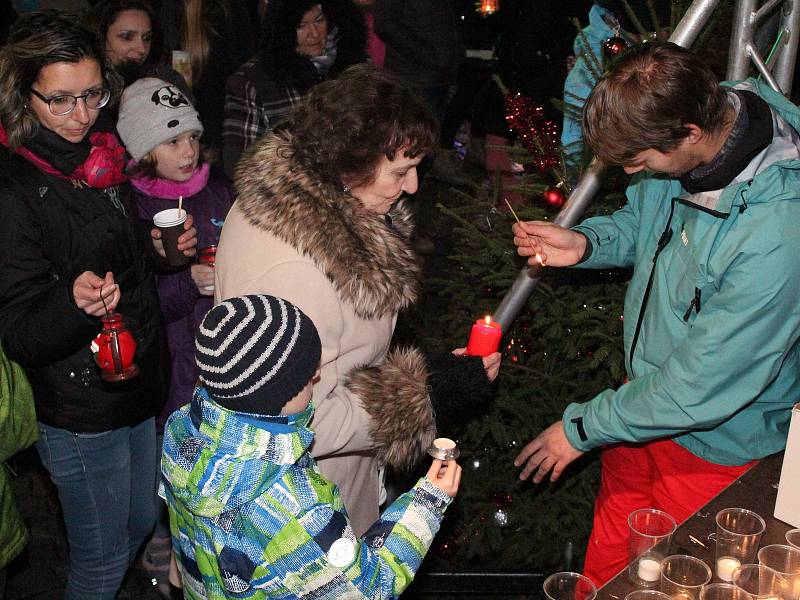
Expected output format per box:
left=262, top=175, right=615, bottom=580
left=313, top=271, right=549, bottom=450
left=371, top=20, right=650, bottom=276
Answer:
left=0, top=11, right=196, bottom=599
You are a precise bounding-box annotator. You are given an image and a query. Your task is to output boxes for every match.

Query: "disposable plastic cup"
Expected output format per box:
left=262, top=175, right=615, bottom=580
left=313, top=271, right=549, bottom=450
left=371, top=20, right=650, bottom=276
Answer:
left=731, top=563, right=788, bottom=600
left=629, top=508, right=677, bottom=587
left=715, top=509, right=766, bottom=581
left=700, top=583, right=754, bottom=600
left=661, top=554, right=713, bottom=600
left=626, top=590, right=673, bottom=600
left=543, top=572, right=597, bottom=600
left=786, top=531, right=800, bottom=553
left=758, top=545, right=800, bottom=600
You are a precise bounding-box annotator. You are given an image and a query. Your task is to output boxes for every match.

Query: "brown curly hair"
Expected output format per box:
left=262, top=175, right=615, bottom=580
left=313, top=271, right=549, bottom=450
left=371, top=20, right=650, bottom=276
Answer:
left=280, top=63, right=437, bottom=189
left=0, top=10, right=122, bottom=150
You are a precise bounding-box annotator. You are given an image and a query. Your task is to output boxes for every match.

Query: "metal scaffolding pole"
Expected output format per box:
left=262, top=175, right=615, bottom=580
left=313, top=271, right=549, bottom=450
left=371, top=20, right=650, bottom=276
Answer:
left=727, top=0, right=800, bottom=94
left=772, top=0, right=800, bottom=94
left=492, top=0, right=722, bottom=330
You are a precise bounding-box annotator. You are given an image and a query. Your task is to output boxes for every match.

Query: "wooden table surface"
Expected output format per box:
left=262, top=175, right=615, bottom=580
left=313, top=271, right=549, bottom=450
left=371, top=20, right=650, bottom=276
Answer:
left=598, top=453, right=793, bottom=600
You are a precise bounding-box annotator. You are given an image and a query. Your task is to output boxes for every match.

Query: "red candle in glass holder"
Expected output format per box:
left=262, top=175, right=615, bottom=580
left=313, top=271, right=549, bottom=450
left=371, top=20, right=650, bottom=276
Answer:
left=466, top=315, right=502, bottom=357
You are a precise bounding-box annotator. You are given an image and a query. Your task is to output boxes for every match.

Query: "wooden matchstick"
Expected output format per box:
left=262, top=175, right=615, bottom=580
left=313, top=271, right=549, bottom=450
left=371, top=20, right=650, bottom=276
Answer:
left=504, top=199, right=545, bottom=267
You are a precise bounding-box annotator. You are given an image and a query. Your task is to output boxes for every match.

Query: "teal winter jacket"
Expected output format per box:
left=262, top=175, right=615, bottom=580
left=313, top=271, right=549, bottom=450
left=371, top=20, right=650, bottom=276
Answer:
left=161, top=387, right=453, bottom=599
left=563, top=79, right=800, bottom=466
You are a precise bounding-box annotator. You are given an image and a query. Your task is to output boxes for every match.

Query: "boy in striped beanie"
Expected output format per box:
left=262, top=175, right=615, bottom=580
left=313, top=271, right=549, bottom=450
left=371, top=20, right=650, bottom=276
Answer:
left=161, top=294, right=461, bottom=599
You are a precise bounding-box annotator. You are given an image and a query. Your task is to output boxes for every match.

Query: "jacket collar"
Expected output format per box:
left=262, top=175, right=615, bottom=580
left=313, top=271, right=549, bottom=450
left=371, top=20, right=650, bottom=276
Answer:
left=161, top=386, right=314, bottom=516
left=235, top=131, right=421, bottom=320
left=680, top=79, right=800, bottom=216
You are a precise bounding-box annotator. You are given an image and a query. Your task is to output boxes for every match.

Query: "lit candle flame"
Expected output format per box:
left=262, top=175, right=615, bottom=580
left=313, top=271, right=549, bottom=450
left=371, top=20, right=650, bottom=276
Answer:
left=484, top=315, right=492, bottom=325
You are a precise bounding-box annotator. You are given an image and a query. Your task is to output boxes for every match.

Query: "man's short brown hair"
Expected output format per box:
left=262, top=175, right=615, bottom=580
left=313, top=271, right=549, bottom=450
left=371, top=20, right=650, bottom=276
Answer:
left=583, top=42, right=729, bottom=166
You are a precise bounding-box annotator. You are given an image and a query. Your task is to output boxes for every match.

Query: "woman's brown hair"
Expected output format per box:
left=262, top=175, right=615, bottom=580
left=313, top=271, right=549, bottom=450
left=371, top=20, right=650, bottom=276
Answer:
left=0, top=10, right=122, bottom=150
left=280, top=63, right=437, bottom=190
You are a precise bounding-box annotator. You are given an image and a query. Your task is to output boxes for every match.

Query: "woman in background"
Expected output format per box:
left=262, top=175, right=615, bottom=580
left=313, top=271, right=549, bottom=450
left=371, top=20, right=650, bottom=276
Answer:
left=222, top=0, right=367, bottom=177
left=88, top=0, right=190, bottom=95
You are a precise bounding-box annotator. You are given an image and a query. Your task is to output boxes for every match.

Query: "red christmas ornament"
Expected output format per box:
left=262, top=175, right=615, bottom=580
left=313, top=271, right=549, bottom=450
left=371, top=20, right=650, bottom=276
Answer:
left=603, top=36, right=630, bottom=60
left=90, top=313, right=140, bottom=382
left=542, top=186, right=566, bottom=208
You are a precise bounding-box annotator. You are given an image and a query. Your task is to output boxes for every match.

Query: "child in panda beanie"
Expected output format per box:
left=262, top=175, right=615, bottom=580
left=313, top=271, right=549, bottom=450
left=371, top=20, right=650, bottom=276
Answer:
left=117, top=77, right=235, bottom=592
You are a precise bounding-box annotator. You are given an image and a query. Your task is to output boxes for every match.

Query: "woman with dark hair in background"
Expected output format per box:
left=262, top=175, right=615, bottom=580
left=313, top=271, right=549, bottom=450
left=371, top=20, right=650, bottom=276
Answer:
left=216, top=64, right=501, bottom=535
left=87, top=0, right=191, bottom=96
left=222, top=0, right=367, bottom=177
left=0, top=11, right=196, bottom=599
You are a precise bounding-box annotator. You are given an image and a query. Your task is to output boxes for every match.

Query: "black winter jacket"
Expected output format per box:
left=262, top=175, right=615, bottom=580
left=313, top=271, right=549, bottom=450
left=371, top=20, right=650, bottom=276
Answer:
left=0, top=148, right=168, bottom=432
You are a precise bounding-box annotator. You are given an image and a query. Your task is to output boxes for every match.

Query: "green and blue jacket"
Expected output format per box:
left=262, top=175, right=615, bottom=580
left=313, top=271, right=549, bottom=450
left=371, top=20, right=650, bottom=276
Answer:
left=161, top=387, right=452, bottom=599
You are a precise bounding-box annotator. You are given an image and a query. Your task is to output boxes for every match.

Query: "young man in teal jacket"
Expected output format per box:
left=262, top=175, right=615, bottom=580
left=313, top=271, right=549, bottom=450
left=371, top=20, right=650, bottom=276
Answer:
left=161, top=294, right=461, bottom=599
left=512, top=42, right=800, bottom=585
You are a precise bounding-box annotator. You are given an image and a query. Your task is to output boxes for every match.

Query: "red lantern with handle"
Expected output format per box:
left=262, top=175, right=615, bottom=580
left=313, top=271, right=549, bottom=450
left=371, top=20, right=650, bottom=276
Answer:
left=90, top=313, right=140, bottom=382
left=198, top=245, right=217, bottom=266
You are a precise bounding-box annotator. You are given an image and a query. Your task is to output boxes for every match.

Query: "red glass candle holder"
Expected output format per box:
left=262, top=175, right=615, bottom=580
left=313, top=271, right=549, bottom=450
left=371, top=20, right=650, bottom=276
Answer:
left=90, top=313, right=140, bottom=382
left=198, top=245, right=217, bottom=267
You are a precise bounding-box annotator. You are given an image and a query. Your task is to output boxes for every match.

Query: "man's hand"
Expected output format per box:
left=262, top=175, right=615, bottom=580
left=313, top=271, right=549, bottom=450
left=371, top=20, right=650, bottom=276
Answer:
left=512, top=221, right=587, bottom=267
left=514, top=421, right=584, bottom=483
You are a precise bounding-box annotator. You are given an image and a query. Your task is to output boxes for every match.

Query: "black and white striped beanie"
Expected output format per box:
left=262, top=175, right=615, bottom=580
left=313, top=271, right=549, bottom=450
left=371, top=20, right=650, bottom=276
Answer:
left=195, top=295, right=321, bottom=415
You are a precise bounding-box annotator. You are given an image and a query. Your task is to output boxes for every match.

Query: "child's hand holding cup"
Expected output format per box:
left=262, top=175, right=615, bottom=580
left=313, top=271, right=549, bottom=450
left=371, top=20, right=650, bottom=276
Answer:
left=153, top=208, right=192, bottom=266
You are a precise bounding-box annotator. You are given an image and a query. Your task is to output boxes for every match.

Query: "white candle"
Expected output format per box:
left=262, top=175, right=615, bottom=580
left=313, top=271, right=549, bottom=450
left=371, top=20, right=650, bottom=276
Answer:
left=434, top=437, right=456, bottom=450
left=638, top=558, right=661, bottom=582
left=716, top=557, right=741, bottom=582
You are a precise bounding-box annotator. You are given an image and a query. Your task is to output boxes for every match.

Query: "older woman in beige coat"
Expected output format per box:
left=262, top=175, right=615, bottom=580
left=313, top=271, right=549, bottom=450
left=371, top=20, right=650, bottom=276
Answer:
left=215, top=64, right=500, bottom=535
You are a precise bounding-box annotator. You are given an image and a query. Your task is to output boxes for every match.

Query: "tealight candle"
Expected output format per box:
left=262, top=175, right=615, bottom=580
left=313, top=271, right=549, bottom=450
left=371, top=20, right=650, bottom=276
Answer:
left=638, top=557, right=661, bottom=582
left=716, top=557, right=741, bottom=582
left=465, top=315, right=502, bottom=357
left=428, top=437, right=460, bottom=460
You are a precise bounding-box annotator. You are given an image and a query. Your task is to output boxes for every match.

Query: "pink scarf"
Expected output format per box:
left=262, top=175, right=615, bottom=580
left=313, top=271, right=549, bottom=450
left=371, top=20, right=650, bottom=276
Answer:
left=128, top=162, right=211, bottom=199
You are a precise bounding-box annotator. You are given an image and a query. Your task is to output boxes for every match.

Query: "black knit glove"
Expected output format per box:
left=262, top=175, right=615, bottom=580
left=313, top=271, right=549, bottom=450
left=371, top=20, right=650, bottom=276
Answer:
left=426, top=351, right=496, bottom=434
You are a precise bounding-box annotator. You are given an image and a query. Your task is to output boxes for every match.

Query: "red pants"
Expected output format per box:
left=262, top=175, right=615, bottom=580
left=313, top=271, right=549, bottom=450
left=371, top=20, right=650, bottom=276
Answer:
left=582, top=440, right=756, bottom=587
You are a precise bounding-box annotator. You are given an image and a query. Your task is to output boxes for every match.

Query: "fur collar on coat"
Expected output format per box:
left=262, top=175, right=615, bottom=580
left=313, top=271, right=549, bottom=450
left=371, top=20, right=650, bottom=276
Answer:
left=235, top=131, right=422, bottom=322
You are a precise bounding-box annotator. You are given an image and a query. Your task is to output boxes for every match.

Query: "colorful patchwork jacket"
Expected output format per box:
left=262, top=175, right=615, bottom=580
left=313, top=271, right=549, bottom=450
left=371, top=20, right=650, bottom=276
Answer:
left=161, top=387, right=452, bottom=599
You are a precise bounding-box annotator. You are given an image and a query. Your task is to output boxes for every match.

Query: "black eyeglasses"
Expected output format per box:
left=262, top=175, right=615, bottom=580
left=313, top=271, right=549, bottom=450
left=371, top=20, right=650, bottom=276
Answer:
left=30, top=87, right=111, bottom=116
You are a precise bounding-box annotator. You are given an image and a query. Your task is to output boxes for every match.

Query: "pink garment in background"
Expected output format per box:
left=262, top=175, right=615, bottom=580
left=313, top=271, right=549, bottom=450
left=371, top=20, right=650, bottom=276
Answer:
left=364, top=12, right=385, bottom=68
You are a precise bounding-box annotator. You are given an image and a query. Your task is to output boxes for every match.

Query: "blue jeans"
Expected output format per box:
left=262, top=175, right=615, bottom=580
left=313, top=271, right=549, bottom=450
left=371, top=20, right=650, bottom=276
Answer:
left=36, top=418, right=158, bottom=600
